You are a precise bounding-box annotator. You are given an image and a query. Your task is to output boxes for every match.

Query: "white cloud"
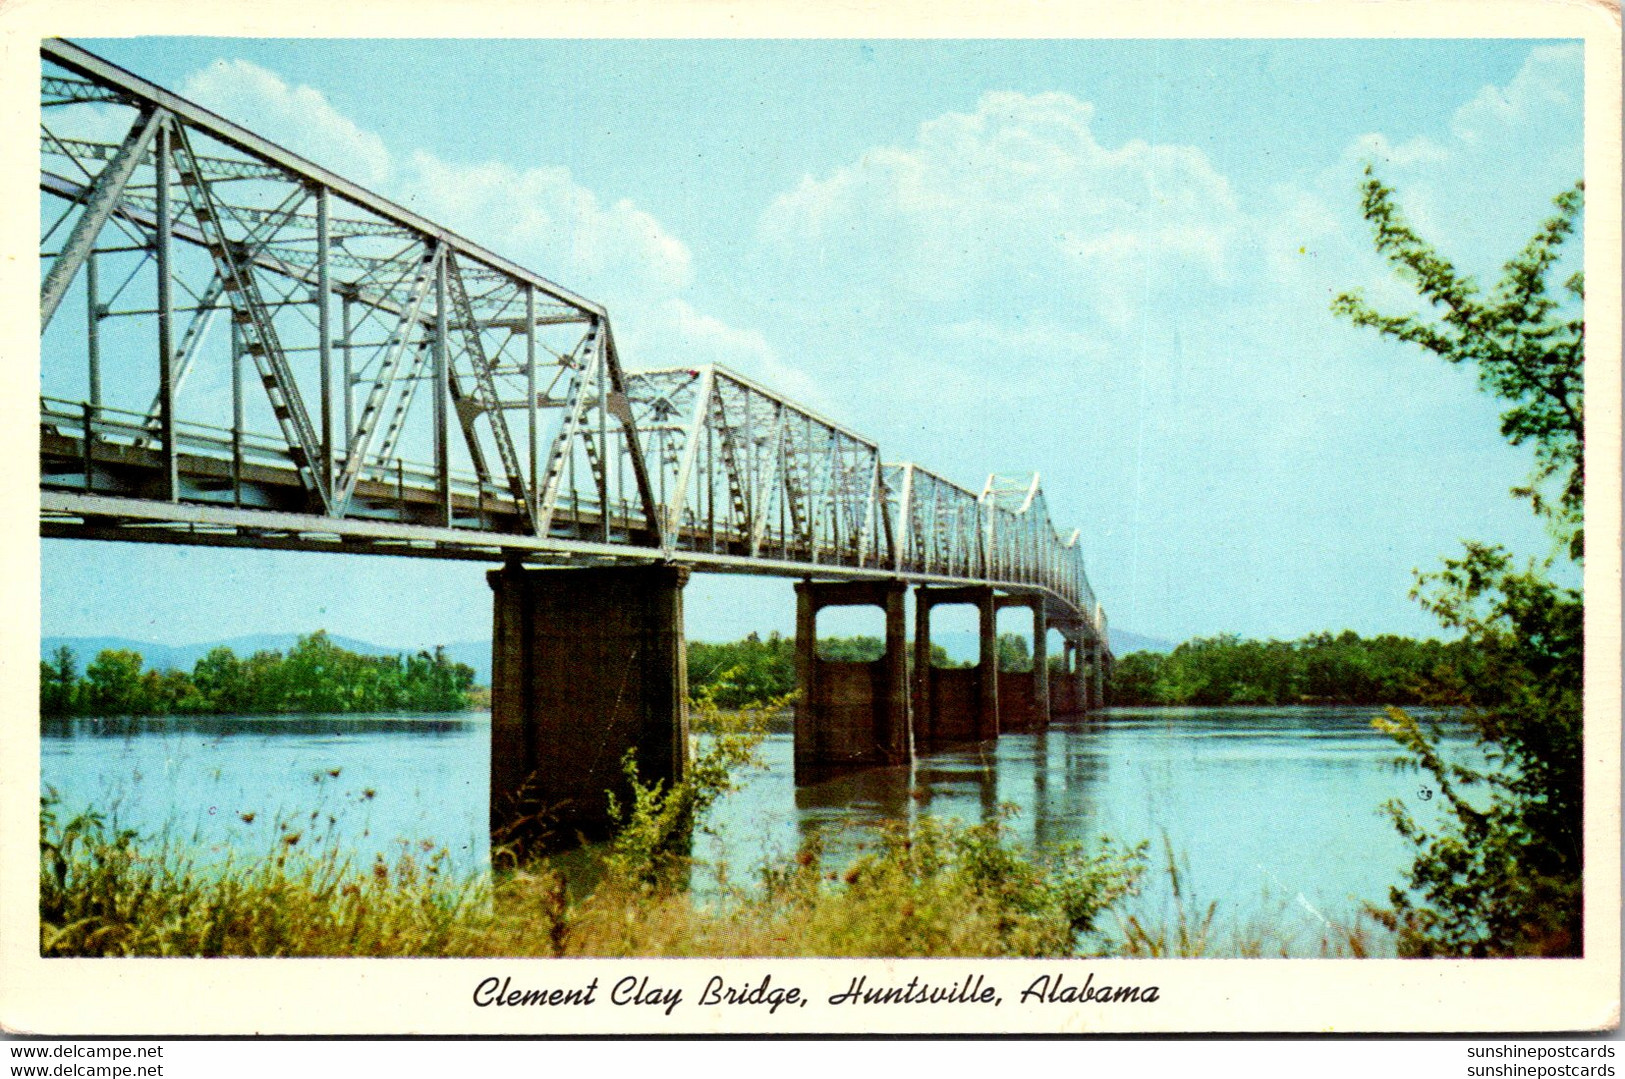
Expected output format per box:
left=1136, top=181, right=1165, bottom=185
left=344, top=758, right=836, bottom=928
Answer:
left=44, top=101, right=146, bottom=148
left=1339, top=132, right=1450, bottom=170
left=178, top=59, right=693, bottom=306
left=397, top=152, right=693, bottom=301
left=759, top=90, right=1241, bottom=324
left=1265, top=44, right=1584, bottom=298
left=1451, top=44, right=1582, bottom=146
left=184, top=59, right=392, bottom=188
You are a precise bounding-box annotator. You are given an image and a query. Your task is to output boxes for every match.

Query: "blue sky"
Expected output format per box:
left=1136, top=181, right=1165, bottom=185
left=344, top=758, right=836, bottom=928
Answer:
left=41, top=37, right=1586, bottom=648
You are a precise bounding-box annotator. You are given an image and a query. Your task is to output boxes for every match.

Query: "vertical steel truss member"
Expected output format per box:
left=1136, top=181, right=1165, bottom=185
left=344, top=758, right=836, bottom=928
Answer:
left=38, top=40, right=1106, bottom=650
left=531, top=319, right=605, bottom=538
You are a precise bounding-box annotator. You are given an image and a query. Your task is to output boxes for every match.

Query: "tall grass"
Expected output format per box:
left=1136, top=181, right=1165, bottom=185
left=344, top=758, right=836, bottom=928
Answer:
left=1103, top=835, right=1385, bottom=958
left=40, top=793, right=482, bottom=957
left=40, top=792, right=1148, bottom=958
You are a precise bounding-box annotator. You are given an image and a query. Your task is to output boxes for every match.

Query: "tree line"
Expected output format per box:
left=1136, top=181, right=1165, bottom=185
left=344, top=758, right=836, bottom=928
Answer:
left=687, top=631, right=1037, bottom=709
left=49, top=624, right=1483, bottom=718
left=39, top=631, right=476, bottom=717
left=43, top=628, right=1030, bottom=718
left=1106, top=630, right=1491, bottom=707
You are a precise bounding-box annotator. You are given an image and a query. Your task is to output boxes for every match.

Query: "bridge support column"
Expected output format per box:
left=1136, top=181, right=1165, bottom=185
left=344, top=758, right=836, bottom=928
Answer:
left=794, top=580, right=911, bottom=783
left=1097, top=649, right=1111, bottom=711
left=993, top=594, right=1049, bottom=732
left=913, top=585, right=999, bottom=751
left=487, top=563, right=690, bottom=858
left=1051, top=637, right=1081, bottom=715
left=1080, top=639, right=1102, bottom=712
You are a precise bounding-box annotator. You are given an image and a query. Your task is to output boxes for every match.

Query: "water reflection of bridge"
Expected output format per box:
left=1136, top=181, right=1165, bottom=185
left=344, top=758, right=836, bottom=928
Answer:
left=39, top=40, right=1112, bottom=851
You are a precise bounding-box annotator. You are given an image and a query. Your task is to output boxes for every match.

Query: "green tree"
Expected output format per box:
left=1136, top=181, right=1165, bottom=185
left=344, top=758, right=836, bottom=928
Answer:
left=82, top=649, right=150, bottom=716
left=40, top=646, right=78, bottom=717
left=1333, top=171, right=1584, bottom=956
left=995, top=632, right=1031, bottom=673
left=1105, top=651, right=1163, bottom=706
left=192, top=647, right=247, bottom=713
left=815, top=635, right=886, bottom=663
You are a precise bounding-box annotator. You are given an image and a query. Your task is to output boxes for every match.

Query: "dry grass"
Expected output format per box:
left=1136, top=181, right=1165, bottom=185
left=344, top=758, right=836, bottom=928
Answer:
left=1101, top=836, right=1387, bottom=958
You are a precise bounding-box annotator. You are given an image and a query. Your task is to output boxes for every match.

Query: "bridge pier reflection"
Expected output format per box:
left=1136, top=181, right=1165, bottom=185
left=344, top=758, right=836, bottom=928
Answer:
left=1081, top=639, right=1106, bottom=712
left=487, top=563, right=690, bottom=859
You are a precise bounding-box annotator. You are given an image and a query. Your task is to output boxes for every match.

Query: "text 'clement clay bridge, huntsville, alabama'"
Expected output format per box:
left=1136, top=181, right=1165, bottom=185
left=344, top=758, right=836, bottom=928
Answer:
left=38, top=40, right=1113, bottom=851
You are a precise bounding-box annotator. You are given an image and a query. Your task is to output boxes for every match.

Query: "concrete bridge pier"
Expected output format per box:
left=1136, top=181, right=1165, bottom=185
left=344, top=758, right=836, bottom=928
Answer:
left=913, top=585, right=999, bottom=751
left=1097, top=648, right=1111, bottom=711
left=1051, top=637, right=1082, bottom=715
left=793, top=579, right=911, bottom=783
left=993, top=594, right=1050, bottom=732
left=487, top=563, right=690, bottom=858
left=1080, top=638, right=1105, bottom=712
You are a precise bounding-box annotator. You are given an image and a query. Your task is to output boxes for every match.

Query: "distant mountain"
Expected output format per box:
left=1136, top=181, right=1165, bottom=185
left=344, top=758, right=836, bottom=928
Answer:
left=1109, top=628, right=1176, bottom=655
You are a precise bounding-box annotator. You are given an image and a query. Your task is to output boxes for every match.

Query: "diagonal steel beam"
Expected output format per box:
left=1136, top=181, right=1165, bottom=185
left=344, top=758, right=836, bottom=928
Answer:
left=445, top=251, right=532, bottom=530
left=368, top=340, right=431, bottom=481
left=749, top=404, right=791, bottom=558
left=134, top=187, right=309, bottom=443
left=709, top=381, right=754, bottom=542
left=532, top=322, right=603, bottom=539
left=333, top=245, right=442, bottom=515
left=40, top=106, right=164, bottom=331
left=662, top=367, right=713, bottom=548
left=599, top=328, right=661, bottom=545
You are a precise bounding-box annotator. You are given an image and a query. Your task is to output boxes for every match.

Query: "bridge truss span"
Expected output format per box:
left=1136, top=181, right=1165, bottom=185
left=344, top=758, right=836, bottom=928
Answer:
left=37, top=39, right=1108, bottom=646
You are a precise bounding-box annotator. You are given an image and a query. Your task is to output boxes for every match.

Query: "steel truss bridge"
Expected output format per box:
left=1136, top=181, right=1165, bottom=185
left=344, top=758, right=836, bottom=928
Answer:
left=38, top=39, right=1108, bottom=649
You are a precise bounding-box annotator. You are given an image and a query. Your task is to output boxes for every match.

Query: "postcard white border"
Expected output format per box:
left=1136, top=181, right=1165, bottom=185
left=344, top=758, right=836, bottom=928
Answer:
left=1, top=0, right=1618, bottom=1037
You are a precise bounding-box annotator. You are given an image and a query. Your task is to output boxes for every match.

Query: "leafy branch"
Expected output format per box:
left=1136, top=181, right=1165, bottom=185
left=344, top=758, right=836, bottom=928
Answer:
left=1332, top=169, right=1585, bottom=560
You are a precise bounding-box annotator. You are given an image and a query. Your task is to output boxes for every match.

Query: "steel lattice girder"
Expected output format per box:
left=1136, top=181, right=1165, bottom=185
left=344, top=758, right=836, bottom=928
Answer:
left=622, top=365, right=1101, bottom=638
left=39, top=38, right=662, bottom=544
left=38, top=39, right=1106, bottom=645
left=623, top=365, right=884, bottom=568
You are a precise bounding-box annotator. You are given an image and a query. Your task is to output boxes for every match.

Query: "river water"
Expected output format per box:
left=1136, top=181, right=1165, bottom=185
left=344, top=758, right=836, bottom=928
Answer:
left=40, top=705, right=1469, bottom=956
